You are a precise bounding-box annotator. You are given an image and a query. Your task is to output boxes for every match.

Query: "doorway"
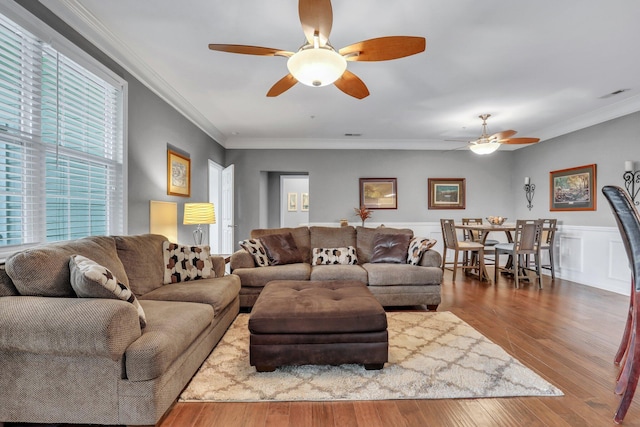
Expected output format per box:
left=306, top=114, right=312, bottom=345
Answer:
left=280, top=175, right=309, bottom=228
left=208, top=160, right=235, bottom=254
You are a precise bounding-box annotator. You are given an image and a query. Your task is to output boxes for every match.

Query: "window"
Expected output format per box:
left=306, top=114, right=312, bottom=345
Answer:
left=0, top=11, right=125, bottom=259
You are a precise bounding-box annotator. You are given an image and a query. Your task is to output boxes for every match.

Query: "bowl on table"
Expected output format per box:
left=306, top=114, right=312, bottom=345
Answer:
left=487, top=216, right=507, bottom=226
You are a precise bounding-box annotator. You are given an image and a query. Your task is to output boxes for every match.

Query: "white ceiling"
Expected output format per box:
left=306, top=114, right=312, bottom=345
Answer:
left=45, top=0, right=640, bottom=151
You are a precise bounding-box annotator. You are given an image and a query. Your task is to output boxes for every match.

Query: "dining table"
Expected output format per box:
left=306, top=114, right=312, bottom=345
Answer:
left=454, top=222, right=517, bottom=282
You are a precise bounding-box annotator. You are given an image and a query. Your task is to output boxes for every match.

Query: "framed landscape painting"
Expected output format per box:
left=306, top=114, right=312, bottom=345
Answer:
left=550, top=164, right=597, bottom=211
left=359, top=178, right=397, bottom=209
left=428, top=178, right=466, bottom=209
left=167, top=149, right=191, bottom=197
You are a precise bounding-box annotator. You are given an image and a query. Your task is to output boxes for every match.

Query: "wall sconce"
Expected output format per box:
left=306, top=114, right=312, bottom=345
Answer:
left=624, top=161, right=640, bottom=206
left=524, top=177, right=535, bottom=211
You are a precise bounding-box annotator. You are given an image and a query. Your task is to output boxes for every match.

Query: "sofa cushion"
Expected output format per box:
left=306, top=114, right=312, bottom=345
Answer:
left=363, top=263, right=443, bottom=286
left=114, top=234, right=166, bottom=296
left=310, top=264, right=368, bottom=282
left=407, top=237, right=437, bottom=265
left=69, top=255, right=147, bottom=328
left=356, top=226, right=413, bottom=264
left=309, top=226, right=356, bottom=250
left=162, top=242, right=214, bottom=284
left=260, top=232, right=303, bottom=266
left=0, top=267, right=18, bottom=297
left=251, top=227, right=311, bottom=263
left=232, top=264, right=311, bottom=288
left=312, top=246, right=358, bottom=265
left=370, top=233, right=411, bottom=264
left=239, top=239, right=269, bottom=267
left=125, top=300, right=214, bottom=382
left=5, top=236, right=128, bottom=297
left=140, top=275, right=240, bottom=317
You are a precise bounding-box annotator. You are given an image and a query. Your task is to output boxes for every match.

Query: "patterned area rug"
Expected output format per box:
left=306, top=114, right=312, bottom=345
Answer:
left=180, top=312, right=563, bottom=402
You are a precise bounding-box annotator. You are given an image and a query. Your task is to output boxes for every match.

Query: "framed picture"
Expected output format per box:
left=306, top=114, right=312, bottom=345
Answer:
left=359, top=178, right=397, bottom=209
left=301, top=193, right=309, bottom=211
left=428, top=178, right=466, bottom=209
left=550, top=164, right=597, bottom=211
left=287, top=192, right=298, bottom=211
left=167, top=149, right=191, bottom=197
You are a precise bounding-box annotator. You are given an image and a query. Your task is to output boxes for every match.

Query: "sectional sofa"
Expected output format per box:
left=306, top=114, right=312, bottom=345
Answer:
left=0, top=233, right=241, bottom=426
left=230, top=225, right=443, bottom=309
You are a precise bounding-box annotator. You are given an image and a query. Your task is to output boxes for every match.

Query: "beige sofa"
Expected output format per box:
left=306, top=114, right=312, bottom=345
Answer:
left=0, top=234, right=241, bottom=426
left=231, top=225, right=442, bottom=309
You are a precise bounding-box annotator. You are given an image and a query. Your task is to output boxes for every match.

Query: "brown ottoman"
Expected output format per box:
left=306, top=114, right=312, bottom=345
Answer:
left=249, top=280, right=388, bottom=372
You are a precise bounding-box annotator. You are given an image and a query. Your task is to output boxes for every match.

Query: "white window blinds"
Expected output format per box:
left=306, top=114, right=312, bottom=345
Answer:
left=0, top=12, right=125, bottom=259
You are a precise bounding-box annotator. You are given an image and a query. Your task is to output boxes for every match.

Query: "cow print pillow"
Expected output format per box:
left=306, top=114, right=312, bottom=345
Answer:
left=239, top=239, right=270, bottom=267
left=312, top=246, right=358, bottom=265
left=407, top=237, right=437, bottom=265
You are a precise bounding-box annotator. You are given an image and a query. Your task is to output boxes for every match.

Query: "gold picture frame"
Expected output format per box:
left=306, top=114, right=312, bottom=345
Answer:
left=167, top=149, right=191, bottom=197
left=550, top=164, right=597, bottom=211
left=359, top=178, right=397, bottom=209
left=428, top=178, right=466, bottom=209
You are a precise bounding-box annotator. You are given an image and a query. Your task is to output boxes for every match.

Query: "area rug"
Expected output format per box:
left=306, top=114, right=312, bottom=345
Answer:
left=179, top=312, right=563, bottom=402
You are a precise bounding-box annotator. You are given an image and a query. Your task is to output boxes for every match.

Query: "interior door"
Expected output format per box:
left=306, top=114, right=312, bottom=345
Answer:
left=221, top=164, right=235, bottom=254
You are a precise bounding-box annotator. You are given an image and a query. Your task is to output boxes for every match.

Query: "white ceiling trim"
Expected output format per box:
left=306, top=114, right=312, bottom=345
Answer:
left=225, top=137, right=478, bottom=151
left=46, top=0, right=227, bottom=146
left=532, top=93, right=640, bottom=142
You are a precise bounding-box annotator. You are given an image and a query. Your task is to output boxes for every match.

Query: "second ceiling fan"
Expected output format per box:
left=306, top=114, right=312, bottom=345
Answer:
left=468, top=114, right=540, bottom=154
left=208, top=0, right=426, bottom=99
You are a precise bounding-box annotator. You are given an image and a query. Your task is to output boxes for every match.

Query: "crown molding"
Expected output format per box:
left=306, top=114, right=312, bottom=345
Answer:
left=224, top=137, right=467, bottom=151
left=44, top=0, right=227, bottom=146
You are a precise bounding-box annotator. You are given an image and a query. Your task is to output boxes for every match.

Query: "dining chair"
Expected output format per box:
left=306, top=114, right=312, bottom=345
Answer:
left=462, top=218, right=499, bottom=268
left=440, top=219, right=486, bottom=282
left=539, top=218, right=558, bottom=279
left=602, top=185, right=640, bottom=424
left=494, top=219, right=543, bottom=288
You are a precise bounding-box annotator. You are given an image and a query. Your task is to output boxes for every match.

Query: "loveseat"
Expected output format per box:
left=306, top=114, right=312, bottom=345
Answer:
left=0, top=233, right=241, bottom=426
left=231, top=225, right=442, bottom=309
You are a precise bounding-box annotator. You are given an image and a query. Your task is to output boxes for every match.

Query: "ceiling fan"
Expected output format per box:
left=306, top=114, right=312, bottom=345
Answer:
left=468, top=114, right=540, bottom=154
left=208, top=0, right=426, bottom=99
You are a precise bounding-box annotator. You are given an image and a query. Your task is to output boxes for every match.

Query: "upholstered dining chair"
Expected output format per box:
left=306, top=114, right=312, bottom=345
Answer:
left=440, top=219, right=485, bottom=282
left=494, top=219, right=543, bottom=289
left=602, top=185, right=640, bottom=424
left=539, top=218, right=558, bottom=279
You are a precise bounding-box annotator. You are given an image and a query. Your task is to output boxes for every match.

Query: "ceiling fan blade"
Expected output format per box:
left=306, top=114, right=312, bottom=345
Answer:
left=266, top=74, right=298, bottom=97
left=299, top=0, right=333, bottom=46
left=501, top=137, right=540, bottom=145
left=334, top=71, right=370, bottom=99
left=339, top=36, right=426, bottom=61
left=208, top=44, right=291, bottom=56
left=490, top=130, right=517, bottom=141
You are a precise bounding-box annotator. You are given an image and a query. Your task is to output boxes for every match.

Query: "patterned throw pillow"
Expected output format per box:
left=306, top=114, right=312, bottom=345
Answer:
left=162, top=241, right=215, bottom=284
left=239, top=239, right=269, bottom=267
left=407, top=237, right=437, bottom=265
left=312, top=246, right=358, bottom=265
left=69, top=255, right=147, bottom=328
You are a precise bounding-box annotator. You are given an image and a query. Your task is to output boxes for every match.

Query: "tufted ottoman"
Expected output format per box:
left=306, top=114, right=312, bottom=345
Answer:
left=248, top=280, right=388, bottom=372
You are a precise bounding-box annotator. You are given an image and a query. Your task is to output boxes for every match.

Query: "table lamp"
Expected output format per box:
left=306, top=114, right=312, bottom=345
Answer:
left=183, top=203, right=215, bottom=245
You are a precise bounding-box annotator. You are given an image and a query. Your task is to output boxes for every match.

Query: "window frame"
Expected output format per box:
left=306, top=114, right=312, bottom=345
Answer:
left=0, top=2, right=128, bottom=259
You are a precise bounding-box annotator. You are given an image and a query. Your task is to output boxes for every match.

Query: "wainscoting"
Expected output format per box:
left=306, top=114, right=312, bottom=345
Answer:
left=310, top=222, right=631, bottom=296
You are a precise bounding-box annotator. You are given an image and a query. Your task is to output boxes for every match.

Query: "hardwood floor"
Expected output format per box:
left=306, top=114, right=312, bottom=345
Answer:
left=158, top=271, right=640, bottom=427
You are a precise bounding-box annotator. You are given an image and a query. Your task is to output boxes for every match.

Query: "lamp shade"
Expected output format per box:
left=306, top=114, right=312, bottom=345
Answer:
left=469, top=142, right=500, bottom=155
left=183, top=203, right=216, bottom=225
left=287, top=47, right=347, bottom=87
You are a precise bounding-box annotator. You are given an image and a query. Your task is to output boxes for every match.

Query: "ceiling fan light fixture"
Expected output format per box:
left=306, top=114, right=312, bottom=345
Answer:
left=469, top=141, right=500, bottom=155
left=287, top=45, right=347, bottom=87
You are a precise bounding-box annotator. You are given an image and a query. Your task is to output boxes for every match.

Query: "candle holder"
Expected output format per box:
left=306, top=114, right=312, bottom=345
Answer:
left=524, top=183, right=535, bottom=211
left=623, top=169, right=640, bottom=206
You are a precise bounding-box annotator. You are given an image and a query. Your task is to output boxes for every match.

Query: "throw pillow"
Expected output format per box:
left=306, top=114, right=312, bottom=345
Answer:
left=188, top=245, right=215, bottom=280
left=162, top=241, right=215, bottom=283
left=69, top=255, right=146, bottom=328
left=260, top=232, right=303, bottom=265
left=312, top=246, right=358, bottom=265
left=239, top=238, right=269, bottom=267
left=407, top=237, right=437, bottom=265
left=370, top=233, right=412, bottom=264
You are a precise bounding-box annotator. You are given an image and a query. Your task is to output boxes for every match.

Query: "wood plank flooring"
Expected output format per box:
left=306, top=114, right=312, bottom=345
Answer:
left=159, top=271, right=640, bottom=427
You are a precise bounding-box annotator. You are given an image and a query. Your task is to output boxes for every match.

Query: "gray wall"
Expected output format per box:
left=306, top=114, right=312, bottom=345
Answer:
left=228, top=110, right=640, bottom=244
left=18, top=1, right=226, bottom=244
